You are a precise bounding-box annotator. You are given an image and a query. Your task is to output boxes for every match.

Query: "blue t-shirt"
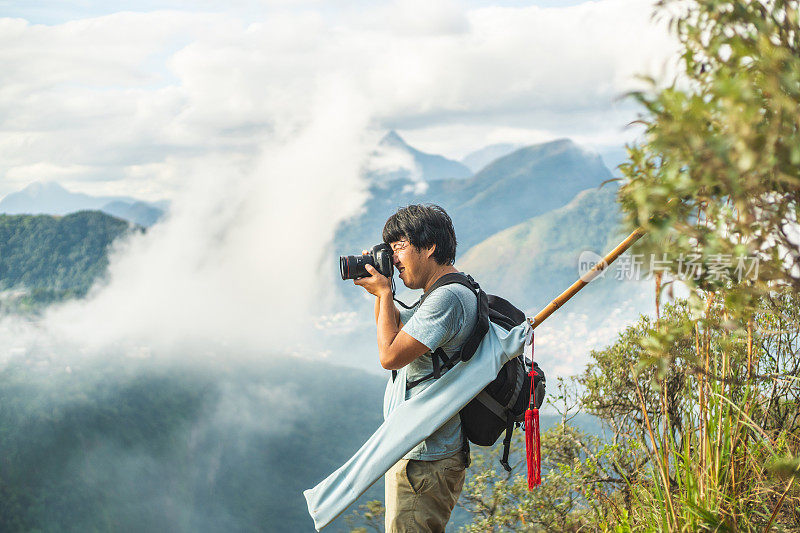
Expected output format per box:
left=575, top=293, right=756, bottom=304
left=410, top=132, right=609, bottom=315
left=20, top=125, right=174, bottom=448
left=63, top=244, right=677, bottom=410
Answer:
left=389, top=279, right=478, bottom=460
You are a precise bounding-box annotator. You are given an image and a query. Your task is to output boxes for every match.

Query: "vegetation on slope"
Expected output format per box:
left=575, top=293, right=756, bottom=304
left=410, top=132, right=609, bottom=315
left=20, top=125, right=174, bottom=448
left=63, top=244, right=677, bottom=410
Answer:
left=0, top=211, right=135, bottom=310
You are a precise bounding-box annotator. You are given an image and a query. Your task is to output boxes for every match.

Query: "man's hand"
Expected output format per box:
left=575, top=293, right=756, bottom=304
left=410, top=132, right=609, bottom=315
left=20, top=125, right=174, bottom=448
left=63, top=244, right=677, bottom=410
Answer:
left=353, top=263, right=391, bottom=298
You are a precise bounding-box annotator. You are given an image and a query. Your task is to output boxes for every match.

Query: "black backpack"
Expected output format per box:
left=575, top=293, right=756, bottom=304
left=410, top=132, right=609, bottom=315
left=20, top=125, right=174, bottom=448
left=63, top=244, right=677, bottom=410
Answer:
left=399, top=272, right=546, bottom=472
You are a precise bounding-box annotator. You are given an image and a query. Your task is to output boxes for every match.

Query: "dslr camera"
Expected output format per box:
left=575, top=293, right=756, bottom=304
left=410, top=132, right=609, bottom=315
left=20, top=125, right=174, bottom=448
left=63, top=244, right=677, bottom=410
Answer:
left=340, top=243, right=394, bottom=280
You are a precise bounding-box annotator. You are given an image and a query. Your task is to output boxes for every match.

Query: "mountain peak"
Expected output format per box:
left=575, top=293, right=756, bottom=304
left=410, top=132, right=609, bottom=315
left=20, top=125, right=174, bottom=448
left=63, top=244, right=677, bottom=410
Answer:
left=524, top=138, right=577, bottom=152
left=0, top=181, right=165, bottom=225
left=22, top=181, right=69, bottom=197
left=505, top=138, right=597, bottom=163
left=379, top=130, right=407, bottom=147
left=370, top=130, right=472, bottom=182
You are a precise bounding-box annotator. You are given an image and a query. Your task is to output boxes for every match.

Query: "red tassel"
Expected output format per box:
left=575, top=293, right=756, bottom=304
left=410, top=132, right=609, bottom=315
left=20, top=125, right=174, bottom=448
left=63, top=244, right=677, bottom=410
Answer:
left=525, top=406, right=541, bottom=489
left=525, top=330, right=541, bottom=490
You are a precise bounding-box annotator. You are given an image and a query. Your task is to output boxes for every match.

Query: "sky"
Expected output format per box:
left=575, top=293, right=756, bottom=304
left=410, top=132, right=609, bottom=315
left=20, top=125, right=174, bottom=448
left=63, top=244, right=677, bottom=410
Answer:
left=0, top=0, right=678, bottom=376
left=0, top=0, right=678, bottom=201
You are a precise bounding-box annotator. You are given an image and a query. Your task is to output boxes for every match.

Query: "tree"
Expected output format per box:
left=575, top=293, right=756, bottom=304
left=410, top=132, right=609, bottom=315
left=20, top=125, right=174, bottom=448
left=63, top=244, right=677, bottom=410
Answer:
left=620, top=0, right=800, bottom=307
left=614, top=1, right=800, bottom=528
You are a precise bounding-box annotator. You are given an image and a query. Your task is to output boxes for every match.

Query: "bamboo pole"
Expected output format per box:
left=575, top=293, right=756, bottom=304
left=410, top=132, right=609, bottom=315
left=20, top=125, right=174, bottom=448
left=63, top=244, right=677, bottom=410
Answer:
left=528, top=228, right=645, bottom=329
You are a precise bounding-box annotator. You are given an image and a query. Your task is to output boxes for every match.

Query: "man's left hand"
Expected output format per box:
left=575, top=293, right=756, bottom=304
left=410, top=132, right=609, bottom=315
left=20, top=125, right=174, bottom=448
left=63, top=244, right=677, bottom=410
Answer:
left=354, top=264, right=391, bottom=298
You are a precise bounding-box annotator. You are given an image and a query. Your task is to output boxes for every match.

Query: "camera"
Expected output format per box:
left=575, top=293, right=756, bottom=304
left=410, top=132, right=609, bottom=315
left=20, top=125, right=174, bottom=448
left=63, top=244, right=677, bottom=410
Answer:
left=340, top=243, right=394, bottom=280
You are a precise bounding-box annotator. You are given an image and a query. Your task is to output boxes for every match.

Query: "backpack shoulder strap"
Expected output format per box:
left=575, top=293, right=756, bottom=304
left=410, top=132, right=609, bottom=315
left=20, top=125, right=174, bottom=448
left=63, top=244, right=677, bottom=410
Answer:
left=418, top=272, right=478, bottom=306
left=406, top=272, right=490, bottom=390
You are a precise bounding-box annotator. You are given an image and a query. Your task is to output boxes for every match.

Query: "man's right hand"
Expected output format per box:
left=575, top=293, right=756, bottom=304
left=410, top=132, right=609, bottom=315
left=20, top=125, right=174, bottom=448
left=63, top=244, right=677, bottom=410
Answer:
left=359, top=249, right=400, bottom=326
left=354, top=264, right=391, bottom=298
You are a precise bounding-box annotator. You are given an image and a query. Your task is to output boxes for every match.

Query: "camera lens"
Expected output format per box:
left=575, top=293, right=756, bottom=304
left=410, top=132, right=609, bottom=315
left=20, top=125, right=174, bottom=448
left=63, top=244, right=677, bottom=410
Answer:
left=340, top=254, right=373, bottom=280
left=340, top=256, right=350, bottom=280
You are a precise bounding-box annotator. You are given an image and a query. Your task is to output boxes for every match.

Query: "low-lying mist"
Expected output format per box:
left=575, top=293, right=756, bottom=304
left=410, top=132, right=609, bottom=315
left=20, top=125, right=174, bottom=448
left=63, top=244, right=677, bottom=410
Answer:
left=0, top=347, right=385, bottom=532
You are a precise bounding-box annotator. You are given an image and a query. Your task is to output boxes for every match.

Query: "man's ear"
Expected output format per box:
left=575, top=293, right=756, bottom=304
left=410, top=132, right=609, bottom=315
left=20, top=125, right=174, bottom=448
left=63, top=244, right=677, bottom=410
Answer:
left=424, top=244, right=436, bottom=260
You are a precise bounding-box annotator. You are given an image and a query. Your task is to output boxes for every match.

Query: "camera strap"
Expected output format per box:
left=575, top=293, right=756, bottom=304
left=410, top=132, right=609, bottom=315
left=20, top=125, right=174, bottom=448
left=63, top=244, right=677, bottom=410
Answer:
left=391, top=277, right=420, bottom=310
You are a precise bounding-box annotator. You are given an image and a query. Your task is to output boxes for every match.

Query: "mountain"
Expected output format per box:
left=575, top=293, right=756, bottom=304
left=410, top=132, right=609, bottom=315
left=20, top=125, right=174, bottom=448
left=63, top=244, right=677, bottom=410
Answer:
left=324, top=137, right=629, bottom=372
left=101, top=200, right=165, bottom=227
left=441, top=139, right=613, bottom=250
left=368, top=131, right=472, bottom=182
left=0, top=211, right=138, bottom=309
left=460, top=143, right=521, bottom=173
left=335, top=138, right=614, bottom=261
left=0, top=181, right=166, bottom=226
left=458, top=182, right=628, bottom=312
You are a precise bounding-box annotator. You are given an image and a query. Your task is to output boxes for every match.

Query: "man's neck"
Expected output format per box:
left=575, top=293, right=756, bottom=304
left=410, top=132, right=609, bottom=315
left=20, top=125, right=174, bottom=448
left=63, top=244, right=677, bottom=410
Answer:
left=423, top=264, right=459, bottom=293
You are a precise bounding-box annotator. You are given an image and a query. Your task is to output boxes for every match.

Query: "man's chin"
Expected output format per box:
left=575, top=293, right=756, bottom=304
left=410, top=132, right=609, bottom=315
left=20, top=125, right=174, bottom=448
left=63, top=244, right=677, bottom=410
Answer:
left=398, top=272, right=414, bottom=289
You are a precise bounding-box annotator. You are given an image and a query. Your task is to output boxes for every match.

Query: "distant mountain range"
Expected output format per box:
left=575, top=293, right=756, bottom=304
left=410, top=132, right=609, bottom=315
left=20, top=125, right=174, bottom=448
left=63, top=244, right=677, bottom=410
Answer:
left=0, top=182, right=167, bottom=227
left=458, top=182, right=630, bottom=313
left=337, top=137, right=614, bottom=257
left=0, top=134, right=642, bottom=367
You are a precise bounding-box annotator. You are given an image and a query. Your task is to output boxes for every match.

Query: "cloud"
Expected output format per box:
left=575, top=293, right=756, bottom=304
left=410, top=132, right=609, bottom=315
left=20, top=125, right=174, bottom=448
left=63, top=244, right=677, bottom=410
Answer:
left=366, top=0, right=471, bottom=36
left=0, top=1, right=677, bottom=197
left=27, top=80, right=372, bottom=361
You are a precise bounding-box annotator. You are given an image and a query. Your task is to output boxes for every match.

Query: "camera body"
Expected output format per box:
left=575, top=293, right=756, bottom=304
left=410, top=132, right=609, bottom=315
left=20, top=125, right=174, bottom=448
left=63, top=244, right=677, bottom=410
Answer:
left=340, top=243, right=394, bottom=280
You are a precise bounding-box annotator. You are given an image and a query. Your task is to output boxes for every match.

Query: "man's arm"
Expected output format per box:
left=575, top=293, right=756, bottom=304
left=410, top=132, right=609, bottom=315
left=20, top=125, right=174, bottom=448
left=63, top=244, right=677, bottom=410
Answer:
left=374, top=293, right=402, bottom=327
left=374, top=290, right=427, bottom=369
left=356, top=265, right=426, bottom=370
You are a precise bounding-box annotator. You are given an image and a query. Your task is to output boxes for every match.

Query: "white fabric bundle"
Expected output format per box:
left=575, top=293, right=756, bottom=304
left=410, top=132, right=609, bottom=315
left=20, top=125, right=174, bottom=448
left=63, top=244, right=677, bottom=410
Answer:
left=303, top=321, right=531, bottom=530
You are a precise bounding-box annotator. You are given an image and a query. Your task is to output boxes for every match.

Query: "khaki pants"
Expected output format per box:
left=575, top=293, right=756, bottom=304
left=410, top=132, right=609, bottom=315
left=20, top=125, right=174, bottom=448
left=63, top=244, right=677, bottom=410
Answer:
left=384, top=454, right=466, bottom=533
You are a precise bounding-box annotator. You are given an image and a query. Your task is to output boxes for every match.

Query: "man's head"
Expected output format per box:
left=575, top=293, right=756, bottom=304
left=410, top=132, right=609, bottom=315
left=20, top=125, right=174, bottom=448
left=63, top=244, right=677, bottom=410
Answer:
left=382, top=204, right=457, bottom=290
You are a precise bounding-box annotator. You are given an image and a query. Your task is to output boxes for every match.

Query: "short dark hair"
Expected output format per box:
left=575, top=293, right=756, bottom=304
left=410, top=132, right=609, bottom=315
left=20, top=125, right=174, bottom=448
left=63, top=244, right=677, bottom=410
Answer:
left=382, top=204, right=457, bottom=265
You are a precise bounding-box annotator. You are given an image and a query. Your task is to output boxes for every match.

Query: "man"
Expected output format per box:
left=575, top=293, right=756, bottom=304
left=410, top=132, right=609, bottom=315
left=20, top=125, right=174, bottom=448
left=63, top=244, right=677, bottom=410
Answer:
left=353, top=204, right=478, bottom=533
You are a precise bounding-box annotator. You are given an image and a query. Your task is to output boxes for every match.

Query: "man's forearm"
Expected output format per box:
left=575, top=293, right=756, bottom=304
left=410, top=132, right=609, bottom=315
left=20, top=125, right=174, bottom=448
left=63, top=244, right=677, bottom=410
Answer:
left=375, top=289, right=400, bottom=355
left=375, top=292, right=400, bottom=326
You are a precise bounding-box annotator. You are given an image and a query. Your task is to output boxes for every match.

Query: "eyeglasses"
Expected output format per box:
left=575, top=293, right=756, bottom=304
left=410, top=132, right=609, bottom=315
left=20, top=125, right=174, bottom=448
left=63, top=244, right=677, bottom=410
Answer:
left=390, top=240, right=410, bottom=253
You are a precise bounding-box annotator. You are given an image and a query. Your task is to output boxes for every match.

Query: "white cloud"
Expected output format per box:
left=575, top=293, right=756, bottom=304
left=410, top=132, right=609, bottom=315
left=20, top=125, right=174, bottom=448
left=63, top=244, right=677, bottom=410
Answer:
left=0, top=1, right=677, bottom=198
left=31, top=80, right=372, bottom=359
left=365, top=0, right=471, bottom=36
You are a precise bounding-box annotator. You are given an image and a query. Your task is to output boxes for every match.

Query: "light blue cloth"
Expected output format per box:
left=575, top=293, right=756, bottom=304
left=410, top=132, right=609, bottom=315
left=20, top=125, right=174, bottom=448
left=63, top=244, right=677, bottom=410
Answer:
left=394, top=283, right=478, bottom=460
left=303, top=321, right=530, bottom=531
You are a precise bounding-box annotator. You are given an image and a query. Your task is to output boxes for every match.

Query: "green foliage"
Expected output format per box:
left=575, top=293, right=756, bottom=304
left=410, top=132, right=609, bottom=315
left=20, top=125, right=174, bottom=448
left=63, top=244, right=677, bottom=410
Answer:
left=0, top=211, right=136, bottom=311
left=619, top=0, right=800, bottom=308
left=612, top=2, right=800, bottom=528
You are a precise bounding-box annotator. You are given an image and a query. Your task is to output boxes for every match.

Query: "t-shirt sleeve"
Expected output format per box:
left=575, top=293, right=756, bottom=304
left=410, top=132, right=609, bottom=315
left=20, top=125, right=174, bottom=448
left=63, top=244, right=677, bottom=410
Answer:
left=401, top=287, right=464, bottom=351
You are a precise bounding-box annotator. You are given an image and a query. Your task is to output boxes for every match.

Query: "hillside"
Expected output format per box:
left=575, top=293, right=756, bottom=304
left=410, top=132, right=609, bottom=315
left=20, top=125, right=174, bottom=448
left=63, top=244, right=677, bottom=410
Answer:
left=458, top=182, right=629, bottom=313
left=0, top=211, right=137, bottom=309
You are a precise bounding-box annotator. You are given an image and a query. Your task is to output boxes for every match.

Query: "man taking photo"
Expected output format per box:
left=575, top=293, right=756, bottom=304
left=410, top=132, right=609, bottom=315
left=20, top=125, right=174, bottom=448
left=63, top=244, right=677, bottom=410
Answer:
left=353, top=204, right=478, bottom=533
